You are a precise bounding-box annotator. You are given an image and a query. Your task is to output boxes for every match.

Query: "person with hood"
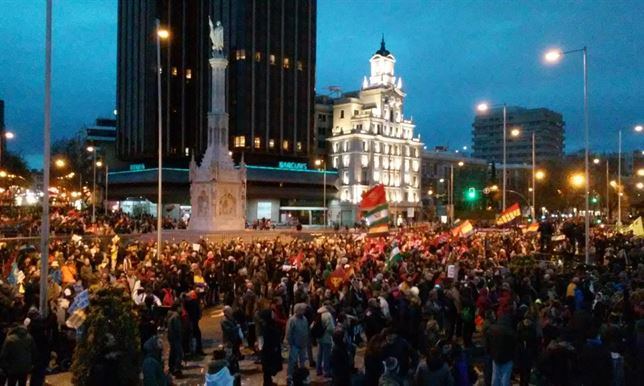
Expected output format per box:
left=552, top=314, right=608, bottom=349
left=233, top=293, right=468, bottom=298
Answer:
left=26, top=307, right=49, bottom=386
left=205, top=347, right=236, bottom=386
left=142, top=335, right=169, bottom=386
left=329, top=329, right=351, bottom=386
left=516, top=312, right=538, bottom=386
left=379, top=357, right=404, bottom=386
left=485, top=315, right=517, bottom=386
left=316, top=304, right=335, bottom=377
left=0, top=322, right=35, bottom=386
left=221, top=305, right=243, bottom=361
left=258, top=309, right=282, bottom=386
left=166, top=301, right=183, bottom=376
left=414, top=347, right=454, bottom=386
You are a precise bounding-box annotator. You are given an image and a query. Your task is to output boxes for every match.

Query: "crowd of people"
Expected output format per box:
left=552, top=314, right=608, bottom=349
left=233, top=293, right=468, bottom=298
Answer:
left=0, top=217, right=642, bottom=386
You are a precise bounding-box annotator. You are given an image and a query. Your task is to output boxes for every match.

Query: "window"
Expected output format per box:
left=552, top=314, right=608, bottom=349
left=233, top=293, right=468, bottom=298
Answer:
left=255, top=52, right=262, bottom=62
left=332, top=157, right=338, bottom=168
left=269, top=54, right=276, bottom=65
left=333, top=142, right=339, bottom=152
left=257, top=202, right=272, bottom=219
left=361, top=168, right=368, bottom=183
left=172, top=67, right=178, bottom=76
left=185, top=69, right=192, bottom=79
left=297, top=60, right=303, bottom=71
left=361, top=155, right=369, bottom=167
left=234, top=136, right=245, bottom=148
left=342, top=155, right=350, bottom=167
left=283, top=57, right=290, bottom=69
left=318, top=114, right=326, bottom=122
left=235, top=49, right=246, bottom=60
left=373, top=170, right=380, bottom=182
left=362, top=141, right=369, bottom=152
left=340, top=110, right=345, bottom=119
left=354, top=110, right=359, bottom=116
left=269, top=139, right=275, bottom=149
left=342, top=170, right=349, bottom=184
left=343, top=141, right=349, bottom=151
left=282, top=140, right=289, bottom=150
left=405, top=146, right=410, bottom=156
left=374, top=156, right=380, bottom=168
left=412, top=160, right=419, bottom=172
left=404, top=159, right=410, bottom=171
left=254, top=137, right=261, bottom=149
left=374, top=142, right=381, bottom=153
left=296, top=142, right=302, bottom=151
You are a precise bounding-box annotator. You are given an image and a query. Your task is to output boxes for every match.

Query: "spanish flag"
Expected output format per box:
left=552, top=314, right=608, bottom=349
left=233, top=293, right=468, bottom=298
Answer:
left=360, top=184, right=389, bottom=235
left=451, top=220, right=474, bottom=237
left=523, top=222, right=539, bottom=233
left=496, top=203, right=521, bottom=226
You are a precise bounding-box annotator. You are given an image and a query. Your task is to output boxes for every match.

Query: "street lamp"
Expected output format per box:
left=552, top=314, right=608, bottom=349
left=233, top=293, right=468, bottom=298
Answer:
left=0, top=131, right=15, bottom=166
left=477, top=101, right=509, bottom=209
left=617, top=125, right=643, bottom=225
left=448, top=161, right=465, bottom=225
left=156, top=22, right=170, bottom=258
left=544, top=46, right=590, bottom=264
left=570, top=173, right=585, bottom=188
left=593, top=158, right=600, bottom=165
left=314, top=158, right=327, bottom=226
left=54, top=158, right=66, bottom=168
left=87, top=146, right=97, bottom=224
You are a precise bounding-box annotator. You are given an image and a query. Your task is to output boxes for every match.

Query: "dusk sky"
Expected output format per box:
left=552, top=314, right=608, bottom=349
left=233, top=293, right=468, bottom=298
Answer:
left=1, top=0, right=642, bottom=168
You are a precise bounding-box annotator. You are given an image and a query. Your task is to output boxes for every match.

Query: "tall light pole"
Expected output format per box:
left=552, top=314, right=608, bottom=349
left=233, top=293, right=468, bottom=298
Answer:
left=0, top=131, right=15, bottom=167
left=87, top=146, right=97, bottom=224
left=477, top=102, right=508, bottom=209
left=618, top=125, right=643, bottom=225
left=315, top=159, right=327, bottom=226
left=105, top=163, right=109, bottom=212
left=605, top=159, right=610, bottom=222
left=156, top=22, right=169, bottom=259
left=545, top=46, right=590, bottom=264
left=531, top=132, right=536, bottom=219
left=39, top=0, right=52, bottom=316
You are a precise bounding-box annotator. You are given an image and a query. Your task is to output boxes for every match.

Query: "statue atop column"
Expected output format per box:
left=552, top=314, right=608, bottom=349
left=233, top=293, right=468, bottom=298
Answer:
left=208, top=17, right=224, bottom=53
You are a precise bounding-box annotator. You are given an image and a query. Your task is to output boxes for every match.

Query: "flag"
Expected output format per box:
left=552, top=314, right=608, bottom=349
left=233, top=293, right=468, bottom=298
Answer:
left=65, top=309, right=87, bottom=329
left=326, top=268, right=346, bottom=292
left=68, top=289, right=90, bottom=314
left=523, top=222, right=539, bottom=233
left=290, top=252, right=304, bottom=269
left=386, top=243, right=403, bottom=270
left=451, top=220, right=474, bottom=237
left=360, top=184, right=389, bottom=235
left=619, top=216, right=643, bottom=237
left=496, top=203, right=521, bottom=226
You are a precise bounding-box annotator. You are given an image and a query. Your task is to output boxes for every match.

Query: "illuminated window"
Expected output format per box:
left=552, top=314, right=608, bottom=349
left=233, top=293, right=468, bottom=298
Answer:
left=282, top=140, right=289, bottom=150
left=404, top=159, right=410, bottom=171
left=405, top=146, right=410, bottom=156
left=184, top=147, right=190, bottom=156
left=332, top=157, right=338, bottom=168
left=415, top=148, right=419, bottom=157
left=342, top=170, right=349, bottom=184
left=342, top=155, right=350, bottom=167
left=374, top=156, right=380, bottom=168
left=412, top=160, right=419, bottom=172
left=234, top=136, right=245, bottom=148
left=374, top=142, right=380, bottom=153
left=235, top=49, right=246, bottom=60
left=283, top=57, right=290, bottom=69
left=373, top=171, right=380, bottom=182
left=254, top=137, right=261, bottom=149
left=269, top=54, right=276, bottom=65
left=333, top=143, right=339, bottom=152
left=172, top=67, right=178, bottom=76
left=361, top=155, right=369, bottom=167
left=297, top=60, right=303, bottom=71
left=185, top=69, right=192, bottom=79
left=296, top=141, right=302, bottom=151
left=343, top=141, right=349, bottom=151
left=269, top=139, right=275, bottom=149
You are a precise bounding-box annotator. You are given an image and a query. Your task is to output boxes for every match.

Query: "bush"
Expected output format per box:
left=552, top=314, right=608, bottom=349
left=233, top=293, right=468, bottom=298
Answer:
left=71, top=286, right=141, bottom=386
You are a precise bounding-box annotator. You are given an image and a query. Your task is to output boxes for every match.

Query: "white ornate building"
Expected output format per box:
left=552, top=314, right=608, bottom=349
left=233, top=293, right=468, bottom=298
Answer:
left=189, top=21, right=246, bottom=231
left=328, top=38, right=422, bottom=224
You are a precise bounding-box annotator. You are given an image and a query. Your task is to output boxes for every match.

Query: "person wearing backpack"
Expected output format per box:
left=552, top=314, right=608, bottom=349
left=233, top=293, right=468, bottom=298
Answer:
left=316, top=305, right=335, bottom=378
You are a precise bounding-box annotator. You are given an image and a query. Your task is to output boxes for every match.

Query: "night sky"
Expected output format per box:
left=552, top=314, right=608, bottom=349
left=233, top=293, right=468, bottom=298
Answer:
left=1, top=0, right=642, bottom=168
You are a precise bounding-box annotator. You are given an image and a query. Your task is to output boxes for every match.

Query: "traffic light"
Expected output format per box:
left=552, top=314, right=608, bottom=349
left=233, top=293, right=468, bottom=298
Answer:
left=466, top=187, right=477, bottom=201
left=590, top=196, right=599, bottom=204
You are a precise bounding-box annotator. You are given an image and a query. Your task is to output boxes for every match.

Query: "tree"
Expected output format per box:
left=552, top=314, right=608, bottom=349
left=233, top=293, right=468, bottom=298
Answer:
left=51, top=129, right=92, bottom=189
left=71, top=287, right=141, bottom=386
left=1, top=150, right=32, bottom=185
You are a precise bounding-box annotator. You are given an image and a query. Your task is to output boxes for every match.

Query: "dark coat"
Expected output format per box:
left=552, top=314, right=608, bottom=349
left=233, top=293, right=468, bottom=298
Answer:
left=0, top=325, right=35, bottom=375
left=259, top=310, right=282, bottom=376
left=485, top=318, right=517, bottom=364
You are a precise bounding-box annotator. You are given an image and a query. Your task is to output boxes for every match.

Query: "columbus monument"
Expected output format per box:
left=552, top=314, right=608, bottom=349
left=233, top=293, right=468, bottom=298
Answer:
left=188, top=19, right=246, bottom=231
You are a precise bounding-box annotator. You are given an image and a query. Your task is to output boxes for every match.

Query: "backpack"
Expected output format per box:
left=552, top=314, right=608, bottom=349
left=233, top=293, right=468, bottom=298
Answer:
left=162, top=288, right=174, bottom=306
left=311, top=319, right=324, bottom=339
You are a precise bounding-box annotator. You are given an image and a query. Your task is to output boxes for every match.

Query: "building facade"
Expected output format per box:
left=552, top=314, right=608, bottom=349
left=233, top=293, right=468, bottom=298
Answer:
left=213, top=0, right=317, bottom=167
left=328, top=39, right=422, bottom=225
left=313, top=95, right=333, bottom=157
left=472, top=106, right=564, bottom=164
left=116, top=0, right=317, bottom=167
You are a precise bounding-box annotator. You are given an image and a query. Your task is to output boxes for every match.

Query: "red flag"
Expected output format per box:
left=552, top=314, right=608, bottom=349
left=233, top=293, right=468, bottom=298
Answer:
left=290, top=252, right=304, bottom=269
left=496, top=203, right=521, bottom=226
left=326, top=268, right=346, bottom=292
left=359, top=184, right=386, bottom=210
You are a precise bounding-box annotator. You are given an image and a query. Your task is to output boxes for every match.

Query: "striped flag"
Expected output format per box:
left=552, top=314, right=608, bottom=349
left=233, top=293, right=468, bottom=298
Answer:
left=496, top=203, right=521, bottom=226
left=360, top=184, right=389, bottom=235
left=386, top=242, right=403, bottom=270
left=451, top=220, right=474, bottom=237
left=523, top=222, right=539, bottom=233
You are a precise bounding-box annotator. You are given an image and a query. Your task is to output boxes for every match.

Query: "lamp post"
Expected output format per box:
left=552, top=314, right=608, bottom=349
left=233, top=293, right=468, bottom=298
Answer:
left=617, top=125, right=643, bottom=225
left=87, top=146, right=97, bottom=224
left=0, top=131, right=15, bottom=167
left=476, top=102, right=509, bottom=209
left=105, top=163, right=109, bottom=212
left=156, top=21, right=169, bottom=259
left=447, top=161, right=464, bottom=225
left=544, top=46, right=590, bottom=264
left=605, top=159, right=610, bottom=222
left=39, top=0, right=52, bottom=316
left=315, top=159, right=327, bottom=227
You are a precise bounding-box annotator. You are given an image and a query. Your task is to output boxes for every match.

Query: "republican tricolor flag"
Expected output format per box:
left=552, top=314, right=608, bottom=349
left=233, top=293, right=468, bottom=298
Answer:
left=496, top=203, right=521, bottom=226
left=360, top=184, right=389, bottom=235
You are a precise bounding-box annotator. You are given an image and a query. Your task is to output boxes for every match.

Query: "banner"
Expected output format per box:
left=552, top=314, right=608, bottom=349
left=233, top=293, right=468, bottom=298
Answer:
left=496, top=203, right=521, bottom=226
left=618, top=216, right=643, bottom=237
left=68, top=289, right=90, bottom=314
left=451, top=220, right=474, bottom=237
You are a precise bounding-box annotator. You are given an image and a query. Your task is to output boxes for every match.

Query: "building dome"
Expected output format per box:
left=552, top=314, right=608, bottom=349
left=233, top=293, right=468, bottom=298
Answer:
left=374, top=35, right=392, bottom=57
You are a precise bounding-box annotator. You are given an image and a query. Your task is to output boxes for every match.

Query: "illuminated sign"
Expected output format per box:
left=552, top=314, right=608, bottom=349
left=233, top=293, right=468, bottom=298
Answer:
left=130, top=163, right=146, bottom=171
left=278, top=161, right=308, bottom=171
